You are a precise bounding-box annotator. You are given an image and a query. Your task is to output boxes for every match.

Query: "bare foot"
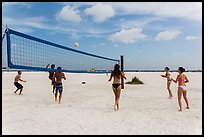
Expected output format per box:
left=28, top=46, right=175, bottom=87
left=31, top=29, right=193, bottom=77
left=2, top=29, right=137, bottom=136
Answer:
left=113, top=105, right=117, bottom=111
left=186, top=106, right=190, bottom=109
left=168, top=96, right=173, bottom=99
left=179, top=109, right=182, bottom=112
left=14, top=92, right=17, bottom=94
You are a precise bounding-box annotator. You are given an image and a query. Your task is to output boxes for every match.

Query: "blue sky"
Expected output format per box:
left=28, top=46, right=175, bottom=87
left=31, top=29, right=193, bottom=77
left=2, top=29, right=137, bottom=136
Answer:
left=2, top=2, right=202, bottom=70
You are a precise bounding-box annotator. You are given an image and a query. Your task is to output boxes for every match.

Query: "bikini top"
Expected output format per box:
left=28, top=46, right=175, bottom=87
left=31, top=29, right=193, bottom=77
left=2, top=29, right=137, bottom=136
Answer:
left=178, top=76, right=184, bottom=82
left=165, top=73, right=170, bottom=76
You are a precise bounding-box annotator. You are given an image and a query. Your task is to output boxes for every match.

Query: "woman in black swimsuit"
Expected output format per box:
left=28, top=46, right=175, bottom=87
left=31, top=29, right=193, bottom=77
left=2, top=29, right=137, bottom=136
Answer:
left=108, top=64, right=126, bottom=111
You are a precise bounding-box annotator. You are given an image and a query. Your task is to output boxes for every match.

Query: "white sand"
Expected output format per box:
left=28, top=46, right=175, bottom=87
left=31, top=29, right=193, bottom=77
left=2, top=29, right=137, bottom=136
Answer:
left=2, top=72, right=202, bottom=135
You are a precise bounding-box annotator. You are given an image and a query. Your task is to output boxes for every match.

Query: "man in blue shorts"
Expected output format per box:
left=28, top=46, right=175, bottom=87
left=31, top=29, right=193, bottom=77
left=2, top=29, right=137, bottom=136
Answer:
left=54, top=66, right=66, bottom=104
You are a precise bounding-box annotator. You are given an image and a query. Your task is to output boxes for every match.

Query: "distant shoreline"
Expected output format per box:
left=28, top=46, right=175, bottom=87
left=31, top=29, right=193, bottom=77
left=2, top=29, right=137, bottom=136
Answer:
left=124, top=70, right=202, bottom=72
left=2, top=68, right=202, bottom=72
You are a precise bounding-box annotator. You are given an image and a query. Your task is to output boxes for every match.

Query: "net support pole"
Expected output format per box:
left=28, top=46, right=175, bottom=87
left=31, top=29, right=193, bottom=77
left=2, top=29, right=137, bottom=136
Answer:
left=6, top=28, right=11, bottom=68
left=2, top=25, right=8, bottom=42
left=121, top=55, right=124, bottom=89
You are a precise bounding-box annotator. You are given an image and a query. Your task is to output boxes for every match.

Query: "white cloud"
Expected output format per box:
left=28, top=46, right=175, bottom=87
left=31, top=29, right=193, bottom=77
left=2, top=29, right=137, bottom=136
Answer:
left=57, top=5, right=81, bottom=23
left=3, top=2, right=31, bottom=8
left=114, top=44, right=119, bottom=48
left=117, top=16, right=166, bottom=29
left=60, top=2, right=202, bottom=22
left=185, top=35, right=201, bottom=40
left=155, top=30, right=181, bottom=41
left=109, top=28, right=146, bottom=44
left=13, top=27, right=33, bottom=33
left=2, top=16, right=51, bottom=34
left=84, top=3, right=115, bottom=22
left=60, top=2, right=96, bottom=6
left=104, top=2, right=202, bottom=22
left=3, top=2, right=31, bottom=15
left=3, top=16, right=48, bottom=29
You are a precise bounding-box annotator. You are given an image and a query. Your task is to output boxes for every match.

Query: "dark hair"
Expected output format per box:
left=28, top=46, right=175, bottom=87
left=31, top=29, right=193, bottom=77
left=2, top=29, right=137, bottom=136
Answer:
left=51, top=64, right=55, bottom=69
left=17, top=71, right=22, bottom=74
left=57, top=66, right=62, bottom=70
left=178, top=67, right=185, bottom=73
left=165, top=67, right=170, bottom=71
left=111, top=64, right=121, bottom=79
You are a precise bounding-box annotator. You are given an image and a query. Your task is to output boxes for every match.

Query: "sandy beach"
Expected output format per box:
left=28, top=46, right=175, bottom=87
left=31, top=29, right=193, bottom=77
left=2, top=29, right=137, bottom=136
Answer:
left=2, top=71, right=202, bottom=135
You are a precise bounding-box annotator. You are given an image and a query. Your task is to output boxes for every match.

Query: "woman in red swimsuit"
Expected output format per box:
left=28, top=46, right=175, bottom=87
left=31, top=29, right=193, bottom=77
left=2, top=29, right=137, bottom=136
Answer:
left=108, top=64, right=126, bottom=111
left=171, top=67, right=190, bottom=111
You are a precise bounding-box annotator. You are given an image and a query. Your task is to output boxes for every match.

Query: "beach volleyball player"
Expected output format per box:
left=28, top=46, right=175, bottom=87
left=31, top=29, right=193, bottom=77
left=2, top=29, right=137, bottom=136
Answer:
left=46, top=64, right=56, bottom=94
left=14, top=71, right=26, bottom=95
left=161, top=67, right=173, bottom=99
left=54, top=66, right=66, bottom=104
left=108, top=64, right=126, bottom=111
left=171, top=67, right=190, bottom=111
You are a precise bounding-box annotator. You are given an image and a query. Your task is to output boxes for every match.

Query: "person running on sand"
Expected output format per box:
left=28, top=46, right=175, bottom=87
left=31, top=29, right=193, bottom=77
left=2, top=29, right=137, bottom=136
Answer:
left=54, top=66, right=66, bottom=104
left=161, top=67, right=173, bottom=99
left=14, top=71, right=26, bottom=95
left=171, top=67, right=190, bottom=112
left=46, top=64, right=56, bottom=94
left=108, top=64, right=126, bottom=111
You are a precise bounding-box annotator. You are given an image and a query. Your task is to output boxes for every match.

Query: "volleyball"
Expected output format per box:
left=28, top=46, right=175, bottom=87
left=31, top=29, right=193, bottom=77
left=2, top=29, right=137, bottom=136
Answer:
left=74, top=42, right=79, bottom=47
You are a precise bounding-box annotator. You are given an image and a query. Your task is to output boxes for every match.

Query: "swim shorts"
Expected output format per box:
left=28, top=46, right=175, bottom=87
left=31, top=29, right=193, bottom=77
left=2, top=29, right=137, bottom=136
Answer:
left=55, top=83, right=63, bottom=93
left=14, top=82, right=23, bottom=89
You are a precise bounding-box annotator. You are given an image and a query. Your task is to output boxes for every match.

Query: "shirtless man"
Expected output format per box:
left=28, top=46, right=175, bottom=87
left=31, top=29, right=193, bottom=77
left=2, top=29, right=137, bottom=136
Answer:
left=54, top=66, right=66, bottom=104
left=14, top=71, right=26, bottom=95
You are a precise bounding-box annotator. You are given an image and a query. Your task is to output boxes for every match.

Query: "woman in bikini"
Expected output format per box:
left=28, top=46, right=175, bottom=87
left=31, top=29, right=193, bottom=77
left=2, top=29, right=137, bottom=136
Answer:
left=171, top=67, right=190, bottom=111
left=161, top=67, right=173, bottom=99
left=108, top=64, right=126, bottom=111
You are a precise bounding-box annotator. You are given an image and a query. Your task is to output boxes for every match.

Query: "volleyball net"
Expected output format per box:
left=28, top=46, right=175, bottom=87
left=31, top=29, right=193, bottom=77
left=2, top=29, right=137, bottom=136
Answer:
left=5, top=28, right=120, bottom=73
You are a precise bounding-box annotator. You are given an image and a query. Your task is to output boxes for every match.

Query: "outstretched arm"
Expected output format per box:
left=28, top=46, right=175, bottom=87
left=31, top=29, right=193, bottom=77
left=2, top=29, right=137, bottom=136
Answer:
left=46, top=64, right=50, bottom=68
left=171, top=75, right=179, bottom=83
left=108, top=74, right=112, bottom=81
left=19, top=78, right=26, bottom=82
left=161, top=73, right=167, bottom=78
left=18, top=75, right=26, bottom=82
